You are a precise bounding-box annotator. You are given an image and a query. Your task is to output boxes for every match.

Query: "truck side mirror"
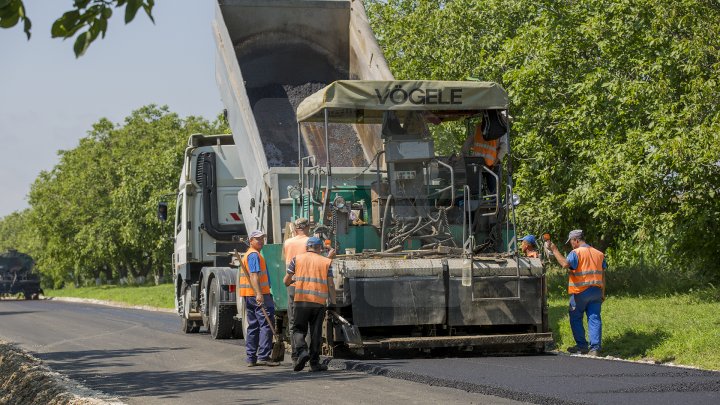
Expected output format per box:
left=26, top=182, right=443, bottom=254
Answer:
left=158, top=202, right=168, bottom=221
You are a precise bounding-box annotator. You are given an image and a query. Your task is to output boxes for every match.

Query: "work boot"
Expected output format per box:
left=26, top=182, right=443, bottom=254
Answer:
left=294, top=351, right=310, bottom=372
left=257, top=360, right=281, bottom=367
left=247, top=362, right=258, bottom=367
left=587, top=349, right=600, bottom=357
left=567, top=346, right=589, bottom=354
left=309, top=363, right=328, bottom=372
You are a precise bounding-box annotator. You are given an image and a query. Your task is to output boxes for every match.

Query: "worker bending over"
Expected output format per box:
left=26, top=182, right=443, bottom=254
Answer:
left=284, top=237, right=336, bottom=372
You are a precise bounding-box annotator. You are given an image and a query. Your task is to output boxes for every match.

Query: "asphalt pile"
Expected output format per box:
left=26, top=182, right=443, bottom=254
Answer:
left=246, top=81, right=366, bottom=167
left=0, top=339, right=118, bottom=405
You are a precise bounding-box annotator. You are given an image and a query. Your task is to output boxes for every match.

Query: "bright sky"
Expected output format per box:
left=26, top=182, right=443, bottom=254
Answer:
left=0, top=0, right=223, bottom=218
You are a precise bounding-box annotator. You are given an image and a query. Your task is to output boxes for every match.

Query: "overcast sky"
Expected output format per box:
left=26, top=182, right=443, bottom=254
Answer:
left=0, top=0, right=223, bottom=218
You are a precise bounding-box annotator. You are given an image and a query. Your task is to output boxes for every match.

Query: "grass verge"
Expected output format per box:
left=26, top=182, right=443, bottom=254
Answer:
left=45, top=284, right=174, bottom=309
left=549, top=290, right=720, bottom=371
left=545, top=264, right=720, bottom=370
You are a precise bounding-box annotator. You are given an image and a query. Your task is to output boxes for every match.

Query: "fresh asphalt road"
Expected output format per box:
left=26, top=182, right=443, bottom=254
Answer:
left=1, top=299, right=719, bottom=405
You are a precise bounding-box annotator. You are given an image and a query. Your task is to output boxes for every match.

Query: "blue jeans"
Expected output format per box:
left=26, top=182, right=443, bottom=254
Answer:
left=569, top=286, right=602, bottom=351
left=244, top=294, right=275, bottom=363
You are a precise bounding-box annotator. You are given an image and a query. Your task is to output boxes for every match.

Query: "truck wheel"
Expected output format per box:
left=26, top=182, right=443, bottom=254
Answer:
left=231, top=318, right=244, bottom=339
left=181, top=286, right=200, bottom=333
left=236, top=297, right=249, bottom=339
left=208, top=277, right=234, bottom=339
left=181, top=316, right=200, bottom=333
left=200, top=285, right=209, bottom=328
left=231, top=294, right=244, bottom=339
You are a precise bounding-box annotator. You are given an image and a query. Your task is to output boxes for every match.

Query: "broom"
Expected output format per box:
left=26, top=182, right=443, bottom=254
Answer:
left=236, top=252, right=286, bottom=362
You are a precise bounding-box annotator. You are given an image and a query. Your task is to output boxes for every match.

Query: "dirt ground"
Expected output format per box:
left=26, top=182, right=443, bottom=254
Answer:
left=0, top=339, right=121, bottom=405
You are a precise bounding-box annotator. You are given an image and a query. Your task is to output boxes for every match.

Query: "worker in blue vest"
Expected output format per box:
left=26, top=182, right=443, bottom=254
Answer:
left=239, top=229, right=279, bottom=367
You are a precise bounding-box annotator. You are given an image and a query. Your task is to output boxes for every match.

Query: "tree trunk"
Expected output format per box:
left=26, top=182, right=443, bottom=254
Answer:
left=103, top=265, right=113, bottom=284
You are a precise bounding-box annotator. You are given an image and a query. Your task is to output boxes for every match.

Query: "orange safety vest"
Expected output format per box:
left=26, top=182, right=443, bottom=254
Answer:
left=568, top=245, right=605, bottom=294
left=469, top=126, right=498, bottom=167
left=283, top=235, right=309, bottom=266
left=239, top=247, right=271, bottom=296
left=293, top=252, right=332, bottom=305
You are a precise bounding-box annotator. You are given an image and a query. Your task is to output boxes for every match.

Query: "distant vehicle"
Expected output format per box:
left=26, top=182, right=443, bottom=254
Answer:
left=0, top=249, right=43, bottom=300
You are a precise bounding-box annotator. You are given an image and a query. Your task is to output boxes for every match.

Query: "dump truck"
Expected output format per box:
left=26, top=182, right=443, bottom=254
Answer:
left=0, top=249, right=43, bottom=300
left=165, top=0, right=551, bottom=354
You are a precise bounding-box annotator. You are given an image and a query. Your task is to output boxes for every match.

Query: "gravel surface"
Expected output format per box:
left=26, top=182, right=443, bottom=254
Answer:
left=0, top=339, right=121, bottom=405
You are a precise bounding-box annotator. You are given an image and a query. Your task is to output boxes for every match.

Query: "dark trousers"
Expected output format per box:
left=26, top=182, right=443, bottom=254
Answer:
left=482, top=171, right=497, bottom=195
left=292, top=302, right=325, bottom=366
left=287, top=286, right=295, bottom=355
left=244, top=294, right=275, bottom=363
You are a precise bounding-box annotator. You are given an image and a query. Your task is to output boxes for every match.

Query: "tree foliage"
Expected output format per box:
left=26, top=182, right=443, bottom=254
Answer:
left=366, top=0, right=720, bottom=280
left=0, top=0, right=154, bottom=57
left=0, top=106, right=228, bottom=287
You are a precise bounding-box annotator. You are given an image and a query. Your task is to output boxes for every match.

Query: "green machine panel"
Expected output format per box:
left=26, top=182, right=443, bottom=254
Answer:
left=261, top=243, right=288, bottom=311
left=335, top=226, right=381, bottom=253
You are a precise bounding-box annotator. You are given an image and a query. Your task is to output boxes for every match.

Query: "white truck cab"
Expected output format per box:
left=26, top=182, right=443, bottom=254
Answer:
left=171, top=134, right=247, bottom=338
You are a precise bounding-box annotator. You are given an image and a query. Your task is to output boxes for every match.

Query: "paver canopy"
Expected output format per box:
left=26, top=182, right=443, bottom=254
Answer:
left=296, top=80, right=508, bottom=124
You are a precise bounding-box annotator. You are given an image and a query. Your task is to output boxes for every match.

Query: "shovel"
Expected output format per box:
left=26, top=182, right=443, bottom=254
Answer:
left=327, top=310, right=363, bottom=346
left=237, top=254, right=285, bottom=362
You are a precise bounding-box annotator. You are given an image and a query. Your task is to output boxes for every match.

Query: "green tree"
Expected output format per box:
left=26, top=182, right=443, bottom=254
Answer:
left=0, top=0, right=154, bottom=57
left=0, top=209, right=36, bottom=253
left=21, top=105, right=227, bottom=287
left=366, top=0, right=720, bottom=282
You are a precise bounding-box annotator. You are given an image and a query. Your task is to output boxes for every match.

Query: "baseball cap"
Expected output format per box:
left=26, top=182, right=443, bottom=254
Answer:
left=566, top=229, right=584, bottom=244
left=294, top=217, right=309, bottom=229
left=306, top=236, right=323, bottom=247
left=249, top=229, right=266, bottom=239
left=519, top=235, right=537, bottom=245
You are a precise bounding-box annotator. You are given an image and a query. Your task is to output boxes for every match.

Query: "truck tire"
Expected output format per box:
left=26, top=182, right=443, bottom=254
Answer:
left=181, top=315, right=200, bottom=334
left=181, top=285, right=200, bottom=334
left=236, top=297, right=249, bottom=339
left=208, top=277, right=233, bottom=339
left=231, top=318, right=244, bottom=339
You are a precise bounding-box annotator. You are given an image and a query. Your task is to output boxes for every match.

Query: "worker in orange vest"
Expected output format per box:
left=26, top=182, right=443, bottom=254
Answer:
left=239, top=229, right=279, bottom=367
left=282, top=217, right=310, bottom=364
left=283, top=236, right=336, bottom=372
left=461, top=122, right=508, bottom=194
left=546, top=229, right=607, bottom=356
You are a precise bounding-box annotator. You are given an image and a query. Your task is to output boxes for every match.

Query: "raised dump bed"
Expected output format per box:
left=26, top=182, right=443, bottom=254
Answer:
left=213, top=0, right=392, bottom=240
